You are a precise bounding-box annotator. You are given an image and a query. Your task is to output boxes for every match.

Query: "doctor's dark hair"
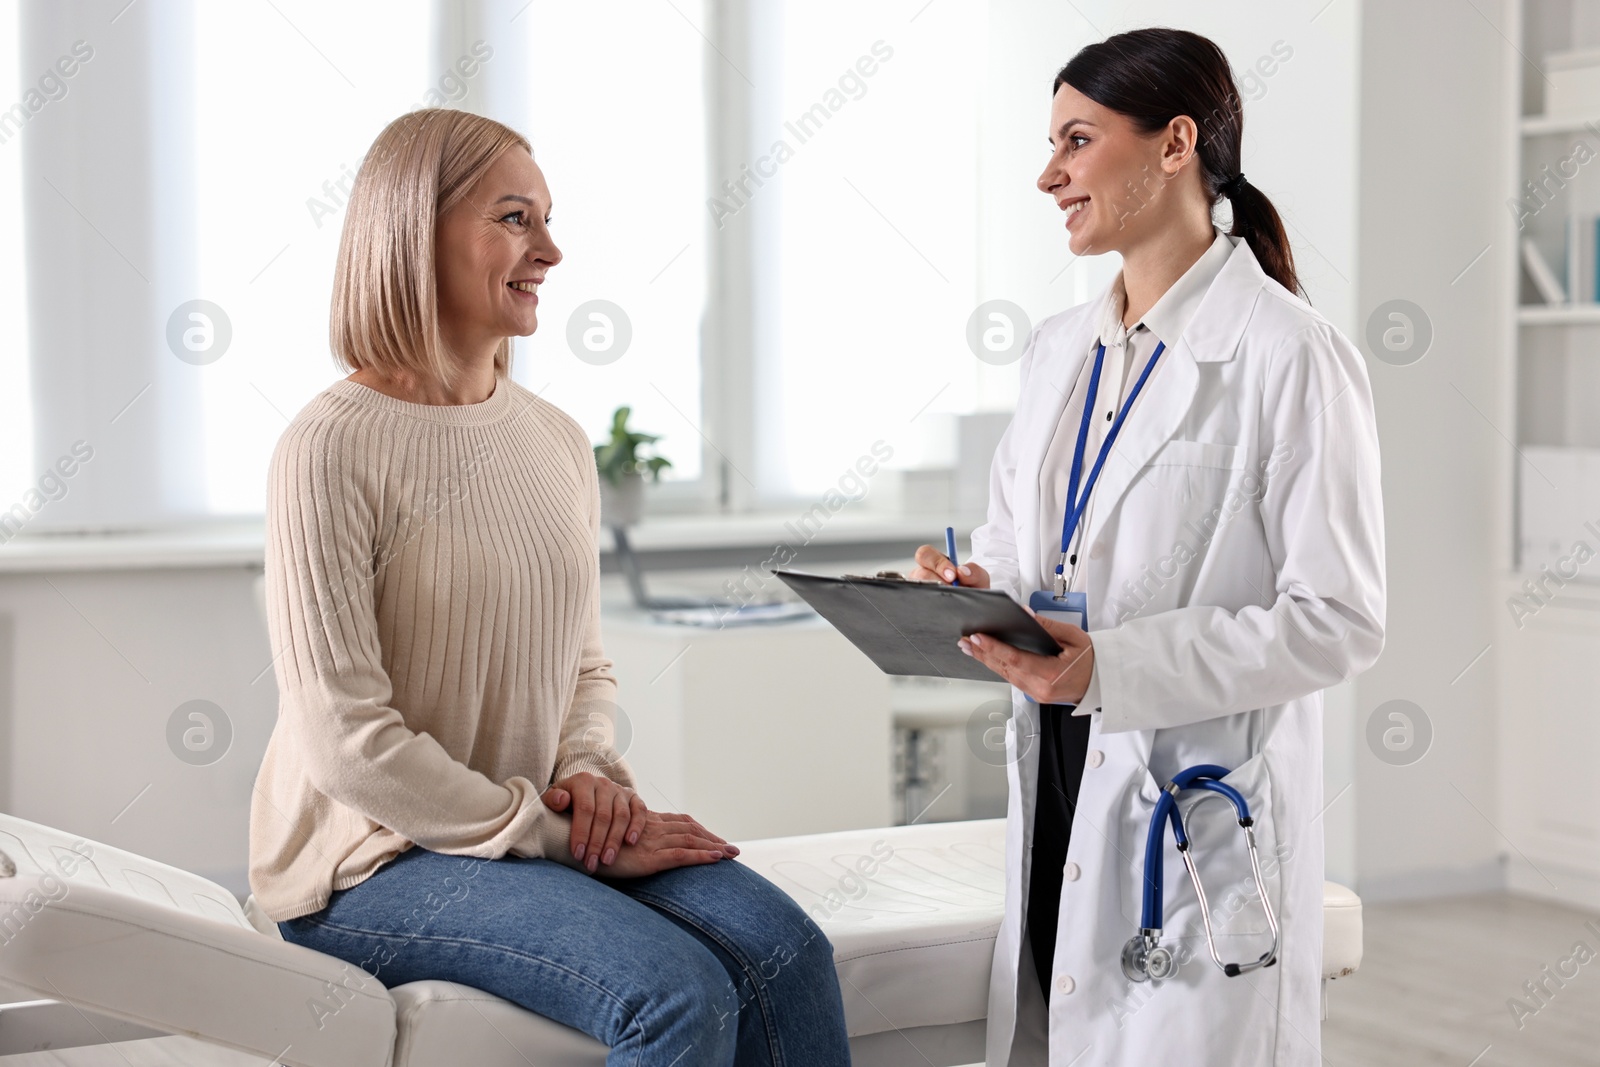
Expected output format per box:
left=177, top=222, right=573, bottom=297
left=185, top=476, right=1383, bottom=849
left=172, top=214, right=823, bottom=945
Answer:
left=1054, top=27, right=1303, bottom=300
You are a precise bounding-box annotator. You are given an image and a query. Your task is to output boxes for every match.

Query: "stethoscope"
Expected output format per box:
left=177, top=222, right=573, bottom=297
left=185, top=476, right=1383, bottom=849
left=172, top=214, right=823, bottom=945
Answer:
left=1121, top=764, right=1281, bottom=983
left=1045, top=338, right=1281, bottom=983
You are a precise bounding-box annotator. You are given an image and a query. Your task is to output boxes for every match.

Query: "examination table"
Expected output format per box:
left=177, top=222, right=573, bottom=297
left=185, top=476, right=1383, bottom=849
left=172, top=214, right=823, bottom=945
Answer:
left=0, top=812, right=1362, bottom=1066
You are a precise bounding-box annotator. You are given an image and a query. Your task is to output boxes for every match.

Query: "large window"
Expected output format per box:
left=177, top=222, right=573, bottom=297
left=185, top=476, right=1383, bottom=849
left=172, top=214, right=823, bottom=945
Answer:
left=0, top=1, right=709, bottom=528
left=2, top=0, right=1024, bottom=527
left=512, top=0, right=707, bottom=487
left=193, top=2, right=431, bottom=515
left=0, top=0, right=30, bottom=510
left=756, top=0, right=987, bottom=498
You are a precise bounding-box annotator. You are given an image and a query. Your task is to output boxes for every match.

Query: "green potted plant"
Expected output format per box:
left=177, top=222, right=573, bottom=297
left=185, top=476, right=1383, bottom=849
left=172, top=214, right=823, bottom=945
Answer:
left=593, top=405, right=672, bottom=527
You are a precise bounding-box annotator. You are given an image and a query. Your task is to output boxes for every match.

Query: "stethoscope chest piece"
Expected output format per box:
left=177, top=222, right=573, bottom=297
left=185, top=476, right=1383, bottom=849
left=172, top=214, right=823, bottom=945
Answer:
left=1121, top=930, right=1178, bottom=983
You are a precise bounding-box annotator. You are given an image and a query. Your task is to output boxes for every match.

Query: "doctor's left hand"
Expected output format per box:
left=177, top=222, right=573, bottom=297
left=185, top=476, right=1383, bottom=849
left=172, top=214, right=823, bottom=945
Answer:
left=958, top=611, right=1095, bottom=706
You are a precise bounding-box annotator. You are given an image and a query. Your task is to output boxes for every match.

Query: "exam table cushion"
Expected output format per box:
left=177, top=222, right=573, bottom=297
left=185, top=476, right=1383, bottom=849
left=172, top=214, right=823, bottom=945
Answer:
left=0, top=813, right=1361, bottom=1067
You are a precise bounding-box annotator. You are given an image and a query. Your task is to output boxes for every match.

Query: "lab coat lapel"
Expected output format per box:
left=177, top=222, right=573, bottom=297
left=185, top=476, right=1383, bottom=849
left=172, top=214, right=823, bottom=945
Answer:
left=1077, top=240, right=1267, bottom=555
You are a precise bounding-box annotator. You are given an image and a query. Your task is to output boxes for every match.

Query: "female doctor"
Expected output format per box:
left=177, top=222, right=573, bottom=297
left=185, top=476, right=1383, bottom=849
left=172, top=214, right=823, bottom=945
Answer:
left=909, top=27, right=1385, bottom=1066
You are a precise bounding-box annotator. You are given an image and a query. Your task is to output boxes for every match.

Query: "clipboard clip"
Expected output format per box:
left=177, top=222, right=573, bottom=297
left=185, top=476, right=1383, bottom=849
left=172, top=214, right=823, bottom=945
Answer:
left=840, top=570, right=940, bottom=583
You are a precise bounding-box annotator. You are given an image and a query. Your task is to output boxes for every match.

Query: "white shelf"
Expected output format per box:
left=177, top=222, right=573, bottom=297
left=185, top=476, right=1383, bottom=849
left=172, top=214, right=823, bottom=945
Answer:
left=0, top=520, right=267, bottom=574
left=1520, top=113, right=1600, bottom=136
left=1516, top=303, right=1600, bottom=324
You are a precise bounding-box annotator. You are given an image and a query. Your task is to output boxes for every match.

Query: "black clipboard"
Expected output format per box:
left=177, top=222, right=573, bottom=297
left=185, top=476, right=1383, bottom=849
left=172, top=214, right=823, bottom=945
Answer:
left=773, top=568, right=1062, bottom=683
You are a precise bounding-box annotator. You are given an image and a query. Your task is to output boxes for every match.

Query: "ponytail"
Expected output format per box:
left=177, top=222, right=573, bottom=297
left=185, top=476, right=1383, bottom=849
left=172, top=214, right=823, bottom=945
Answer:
left=1055, top=27, right=1304, bottom=301
left=1221, top=176, right=1302, bottom=302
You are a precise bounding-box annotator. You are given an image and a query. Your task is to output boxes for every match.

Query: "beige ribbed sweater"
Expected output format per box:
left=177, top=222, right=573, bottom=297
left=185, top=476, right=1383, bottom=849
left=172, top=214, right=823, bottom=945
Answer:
left=248, top=374, right=635, bottom=922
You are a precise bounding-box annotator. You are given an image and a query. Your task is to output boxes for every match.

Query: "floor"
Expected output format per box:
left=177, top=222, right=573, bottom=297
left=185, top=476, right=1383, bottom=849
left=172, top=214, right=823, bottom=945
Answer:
left=2, top=893, right=1593, bottom=1065
left=1323, top=892, right=1600, bottom=1067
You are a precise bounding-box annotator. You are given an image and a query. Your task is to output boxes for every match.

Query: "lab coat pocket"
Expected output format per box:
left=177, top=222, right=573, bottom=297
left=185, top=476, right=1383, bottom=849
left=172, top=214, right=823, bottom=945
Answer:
left=1116, top=752, right=1281, bottom=941
left=1146, top=438, right=1245, bottom=470
left=1130, top=438, right=1246, bottom=510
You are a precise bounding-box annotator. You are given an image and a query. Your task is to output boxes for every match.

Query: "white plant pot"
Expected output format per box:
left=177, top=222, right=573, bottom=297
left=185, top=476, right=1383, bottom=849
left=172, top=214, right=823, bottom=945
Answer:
left=599, top=470, right=647, bottom=527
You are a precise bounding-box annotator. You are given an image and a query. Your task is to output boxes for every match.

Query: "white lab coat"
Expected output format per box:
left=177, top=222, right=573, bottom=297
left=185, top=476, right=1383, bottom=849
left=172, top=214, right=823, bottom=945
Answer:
left=970, top=236, right=1386, bottom=1066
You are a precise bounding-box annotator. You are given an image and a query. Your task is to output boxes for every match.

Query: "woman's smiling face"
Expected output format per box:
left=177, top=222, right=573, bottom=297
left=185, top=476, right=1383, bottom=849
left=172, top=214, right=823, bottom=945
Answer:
left=435, top=146, right=562, bottom=350
left=1036, top=82, right=1190, bottom=258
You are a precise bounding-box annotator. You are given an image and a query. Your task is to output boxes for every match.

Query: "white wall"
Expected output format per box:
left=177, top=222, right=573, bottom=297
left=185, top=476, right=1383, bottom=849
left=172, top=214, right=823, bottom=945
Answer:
left=0, top=567, right=272, bottom=895
left=1351, top=0, right=1509, bottom=898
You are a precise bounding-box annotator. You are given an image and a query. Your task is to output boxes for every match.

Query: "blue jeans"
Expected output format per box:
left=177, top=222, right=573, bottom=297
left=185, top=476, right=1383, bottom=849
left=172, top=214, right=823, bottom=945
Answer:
left=277, top=846, right=852, bottom=1066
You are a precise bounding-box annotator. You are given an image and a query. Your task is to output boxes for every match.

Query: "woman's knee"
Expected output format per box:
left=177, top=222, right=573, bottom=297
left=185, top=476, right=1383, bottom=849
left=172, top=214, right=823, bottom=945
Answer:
left=630, top=939, right=740, bottom=1058
left=758, top=880, right=839, bottom=978
left=785, top=913, right=840, bottom=985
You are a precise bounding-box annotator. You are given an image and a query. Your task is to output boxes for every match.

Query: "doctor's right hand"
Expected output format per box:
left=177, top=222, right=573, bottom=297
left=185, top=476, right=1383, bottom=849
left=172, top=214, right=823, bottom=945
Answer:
left=910, top=544, right=990, bottom=588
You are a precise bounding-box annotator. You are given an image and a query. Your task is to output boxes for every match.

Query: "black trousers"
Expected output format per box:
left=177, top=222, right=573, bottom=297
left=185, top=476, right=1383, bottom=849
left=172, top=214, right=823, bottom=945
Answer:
left=1026, top=702, right=1091, bottom=1005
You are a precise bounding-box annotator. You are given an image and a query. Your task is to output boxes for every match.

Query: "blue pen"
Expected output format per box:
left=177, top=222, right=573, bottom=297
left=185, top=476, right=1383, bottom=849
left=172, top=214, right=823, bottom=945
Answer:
left=945, top=526, right=960, bottom=586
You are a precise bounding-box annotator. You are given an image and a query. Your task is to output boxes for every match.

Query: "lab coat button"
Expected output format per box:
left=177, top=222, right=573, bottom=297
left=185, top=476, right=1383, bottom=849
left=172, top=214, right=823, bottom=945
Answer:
left=1057, top=975, right=1076, bottom=994
left=1087, top=749, right=1104, bottom=768
left=1063, top=861, right=1080, bottom=881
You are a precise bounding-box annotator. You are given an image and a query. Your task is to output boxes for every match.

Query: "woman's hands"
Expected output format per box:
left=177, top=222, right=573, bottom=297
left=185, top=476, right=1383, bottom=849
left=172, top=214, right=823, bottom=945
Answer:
left=959, top=610, right=1096, bottom=706
left=910, top=544, right=991, bottom=588
left=540, top=772, right=649, bottom=873
left=596, top=810, right=740, bottom=879
left=540, top=772, right=739, bottom=876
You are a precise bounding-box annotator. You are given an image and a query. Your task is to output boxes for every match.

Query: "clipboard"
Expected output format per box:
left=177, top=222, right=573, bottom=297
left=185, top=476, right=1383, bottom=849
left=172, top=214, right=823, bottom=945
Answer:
left=772, top=568, right=1062, bottom=683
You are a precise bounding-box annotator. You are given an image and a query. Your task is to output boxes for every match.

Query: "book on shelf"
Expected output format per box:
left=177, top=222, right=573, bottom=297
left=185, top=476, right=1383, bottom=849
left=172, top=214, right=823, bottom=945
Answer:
left=1521, top=237, right=1566, bottom=304
left=1564, top=210, right=1600, bottom=305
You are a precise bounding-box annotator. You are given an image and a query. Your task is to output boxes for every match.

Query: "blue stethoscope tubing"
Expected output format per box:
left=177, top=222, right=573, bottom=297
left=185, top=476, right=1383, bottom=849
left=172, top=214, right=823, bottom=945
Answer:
left=1122, top=764, right=1282, bottom=983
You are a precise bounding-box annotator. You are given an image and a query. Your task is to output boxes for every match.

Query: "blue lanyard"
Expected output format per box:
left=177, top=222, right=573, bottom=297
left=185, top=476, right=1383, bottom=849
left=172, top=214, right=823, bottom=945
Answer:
left=1055, top=338, right=1167, bottom=592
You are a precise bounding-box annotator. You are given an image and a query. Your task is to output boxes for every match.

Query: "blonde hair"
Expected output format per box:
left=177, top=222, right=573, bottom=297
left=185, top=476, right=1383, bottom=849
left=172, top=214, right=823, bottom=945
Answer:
left=331, top=108, right=531, bottom=389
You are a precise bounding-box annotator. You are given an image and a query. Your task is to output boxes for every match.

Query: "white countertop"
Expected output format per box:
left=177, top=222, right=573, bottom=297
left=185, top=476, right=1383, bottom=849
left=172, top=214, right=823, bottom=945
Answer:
left=0, top=510, right=986, bottom=574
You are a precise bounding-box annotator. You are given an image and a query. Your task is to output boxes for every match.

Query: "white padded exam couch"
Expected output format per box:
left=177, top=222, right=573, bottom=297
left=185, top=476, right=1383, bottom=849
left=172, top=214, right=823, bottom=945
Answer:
left=0, top=813, right=1362, bottom=1066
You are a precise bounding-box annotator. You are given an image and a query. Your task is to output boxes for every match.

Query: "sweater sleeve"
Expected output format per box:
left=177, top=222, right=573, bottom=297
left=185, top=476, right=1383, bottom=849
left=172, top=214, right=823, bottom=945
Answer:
left=264, top=422, right=587, bottom=871
left=550, top=424, right=639, bottom=788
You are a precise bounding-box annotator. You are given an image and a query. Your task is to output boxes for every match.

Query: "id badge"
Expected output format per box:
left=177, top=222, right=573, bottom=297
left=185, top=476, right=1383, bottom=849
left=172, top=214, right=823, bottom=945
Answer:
left=1023, top=589, right=1087, bottom=707
left=1029, top=589, right=1088, bottom=632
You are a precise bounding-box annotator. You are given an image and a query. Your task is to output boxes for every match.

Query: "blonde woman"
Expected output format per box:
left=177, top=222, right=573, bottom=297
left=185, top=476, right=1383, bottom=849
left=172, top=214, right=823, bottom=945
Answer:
left=247, top=108, right=852, bottom=1065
